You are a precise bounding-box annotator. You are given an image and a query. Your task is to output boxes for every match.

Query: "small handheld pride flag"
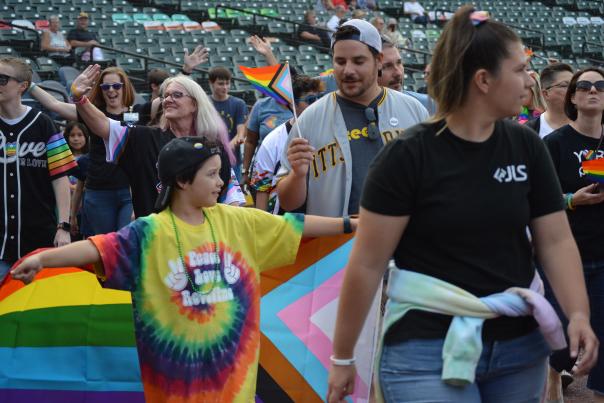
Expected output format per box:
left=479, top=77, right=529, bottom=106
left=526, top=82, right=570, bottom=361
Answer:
left=582, top=157, right=604, bottom=183
left=581, top=130, right=604, bottom=183
left=239, top=63, right=294, bottom=111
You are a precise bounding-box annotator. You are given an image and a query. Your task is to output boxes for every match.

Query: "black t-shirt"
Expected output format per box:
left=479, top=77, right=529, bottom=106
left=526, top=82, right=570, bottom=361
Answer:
left=116, top=125, right=232, bottom=218
left=0, top=109, right=76, bottom=263
left=297, top=24, right=330, bottom=48
left=362, top=119, right=564, bottom=342
left=544, top=124, right=604, bottom=261
left=66, top=28, right=98, bottom=43
left=80, top=110, right=130, bottom=190
left=133, top=101, right=152, bottom=126
left=336, top=91, right=384, bottom=215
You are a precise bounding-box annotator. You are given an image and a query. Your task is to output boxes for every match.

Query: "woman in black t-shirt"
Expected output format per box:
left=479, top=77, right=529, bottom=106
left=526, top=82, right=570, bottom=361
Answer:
left=30, top=67, right=135, bottom=236
left=69, top=66, right=243, bottom=218
left=327, top=6, right=598, bottom=403
left=543, top=67, right=604, bottom=400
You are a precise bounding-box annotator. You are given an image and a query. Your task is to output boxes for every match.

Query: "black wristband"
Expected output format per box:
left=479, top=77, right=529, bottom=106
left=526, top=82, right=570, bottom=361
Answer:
left=343, top=216, right=352, bottom=234
left=180, top=69, right=191, bottom=76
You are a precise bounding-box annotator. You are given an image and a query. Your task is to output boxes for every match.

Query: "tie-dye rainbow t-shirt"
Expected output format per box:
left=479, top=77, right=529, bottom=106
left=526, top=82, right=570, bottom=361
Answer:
left=89, top=204, right=304, bottom=403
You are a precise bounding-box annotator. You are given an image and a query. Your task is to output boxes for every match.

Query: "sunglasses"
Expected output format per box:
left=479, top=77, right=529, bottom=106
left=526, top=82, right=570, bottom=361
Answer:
left=364, top=107, right=381, bottom=141
left=100, top=82, right=123, bottom=91
left=546, top=81, right=569, bottom=90
left=0, top=73, right=21, bottom=86
left=576, top=80, right=604, bottom=92
left=161, top=91, right=191, bottom=101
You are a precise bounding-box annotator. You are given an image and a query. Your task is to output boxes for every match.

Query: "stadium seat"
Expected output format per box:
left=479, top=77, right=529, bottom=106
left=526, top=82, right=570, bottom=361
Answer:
left=112, top=13, right=132, bottom=24
left=171, top=14, right=191, bottom=22
left=0, top=46, right=16, bottom=56
left=58, top=66, right=80, bottom=88
left=133, top=13, right=153, bottom=23
left=39, top=80, right=69, bottom=102
left=183, top=21, right=202, bottom=31
left=143, top=21, right=164, bottom=30
left=34, top=56, right=59, bottom=80
left=153, top=13, right=171, bottom=22
left=35, top=20, right=49, bottom=30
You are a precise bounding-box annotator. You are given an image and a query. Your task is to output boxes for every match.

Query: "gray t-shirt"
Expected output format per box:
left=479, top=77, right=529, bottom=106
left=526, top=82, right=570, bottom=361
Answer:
left=336, top=91, right=384, bottom=215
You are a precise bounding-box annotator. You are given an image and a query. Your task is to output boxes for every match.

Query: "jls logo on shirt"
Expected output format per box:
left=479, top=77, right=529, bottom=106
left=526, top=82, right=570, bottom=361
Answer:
left=493, top=165, right=527, bottom=183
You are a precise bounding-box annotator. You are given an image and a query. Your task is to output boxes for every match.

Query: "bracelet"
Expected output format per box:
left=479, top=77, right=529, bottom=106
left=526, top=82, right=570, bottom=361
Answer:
left=329, top=355, right=356, bottom=366
left=343, top=216, right=352, bottom=234
left=74, top=95, right=89, bottom=106
left=180, top=68, right=192, bottom=76
left=566, top=193, right=575, bottom=211
left=27, top=82, right=36, bottom=94
left=70, top=82, right=84, bottom=101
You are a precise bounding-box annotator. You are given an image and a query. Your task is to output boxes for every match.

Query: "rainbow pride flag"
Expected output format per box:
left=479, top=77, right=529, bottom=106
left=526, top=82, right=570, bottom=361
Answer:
left=582, top=157, right=604, bottom=183
left=320, top=68, right=334, bottom=77
left=239, top=64, right=294, bottom=110
left=0, top=264, right=143, bottom=402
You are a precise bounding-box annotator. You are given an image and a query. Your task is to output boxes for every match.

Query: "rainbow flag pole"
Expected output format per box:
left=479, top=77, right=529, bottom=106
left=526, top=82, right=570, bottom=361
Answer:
left=239, top=62, right=302, bottom=137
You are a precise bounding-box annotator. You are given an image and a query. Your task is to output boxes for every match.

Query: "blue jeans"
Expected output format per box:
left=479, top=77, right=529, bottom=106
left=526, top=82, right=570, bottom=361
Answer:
left=81, top=188, right=133, bottom=236
left=540, top=258, right=604, bottom=394
left=0, top=260, right=11, bottom=283
left=379, top=330, right=549, bottom=402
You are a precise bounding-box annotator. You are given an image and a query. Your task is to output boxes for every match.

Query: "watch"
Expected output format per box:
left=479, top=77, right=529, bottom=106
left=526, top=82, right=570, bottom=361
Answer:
left=57, top=221, right=71, bottom=231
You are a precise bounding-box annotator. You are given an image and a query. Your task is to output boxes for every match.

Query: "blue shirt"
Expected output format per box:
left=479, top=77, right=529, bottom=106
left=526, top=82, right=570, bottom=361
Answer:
left=247, top=97, right=292, bottom=141
left=212, top=96, right=248, bottom=140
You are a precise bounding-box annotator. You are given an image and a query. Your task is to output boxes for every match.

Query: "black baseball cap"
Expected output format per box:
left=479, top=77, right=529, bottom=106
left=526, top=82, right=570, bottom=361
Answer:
left=154, top=137, right=222, bottom=212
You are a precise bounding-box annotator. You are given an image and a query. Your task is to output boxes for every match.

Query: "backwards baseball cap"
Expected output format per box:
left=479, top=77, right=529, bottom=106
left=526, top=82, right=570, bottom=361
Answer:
left=154, top=137, right=222, bottom=212
left=331, top=19, right=382, bottom=53
left=78, top=12, right=89, bottom=19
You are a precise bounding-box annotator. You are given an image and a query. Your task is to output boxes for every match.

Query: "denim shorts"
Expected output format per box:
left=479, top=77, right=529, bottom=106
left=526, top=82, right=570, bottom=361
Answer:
left=540, top=258, right=604, bottom=394
left=379, top=330, right=549, bottom=403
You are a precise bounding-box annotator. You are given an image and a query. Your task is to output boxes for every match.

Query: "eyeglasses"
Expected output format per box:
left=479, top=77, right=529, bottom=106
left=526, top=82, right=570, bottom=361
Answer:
left=161, top=91, right=192, bottom=101
left=364, top=107, right=381, bottom=141
left=100, top=83, right=123, bottom=91
left=298, top=92, right=325, bottom=105
left=546, top=81, right=569, bottom=90
left=576, top=80, right=604, bottom=92
left=0, top=73, right=21, bottom=86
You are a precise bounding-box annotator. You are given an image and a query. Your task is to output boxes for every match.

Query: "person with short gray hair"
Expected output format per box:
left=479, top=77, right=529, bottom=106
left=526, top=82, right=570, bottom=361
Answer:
left=40, top=15, right=72, bottom=60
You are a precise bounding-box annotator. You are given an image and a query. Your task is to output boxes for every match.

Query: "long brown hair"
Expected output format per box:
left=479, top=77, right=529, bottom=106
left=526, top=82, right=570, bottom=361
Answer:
left=87, top=67, right=135, bottom=109
left=429, top=5, right=520, bottom=121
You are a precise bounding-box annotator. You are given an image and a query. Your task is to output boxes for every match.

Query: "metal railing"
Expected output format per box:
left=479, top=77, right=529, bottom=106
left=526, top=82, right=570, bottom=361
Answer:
left=581, top=40, right=604, bottom=65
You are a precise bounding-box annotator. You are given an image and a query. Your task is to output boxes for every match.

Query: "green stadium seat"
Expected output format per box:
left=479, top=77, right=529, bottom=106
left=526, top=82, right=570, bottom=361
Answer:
left=232, top=55, right=255, bottom=66
left=296, top=54, right=315, bottom=65
left=237, top=45, right=257, bottom=56
left=209, top=55, right=231, bottom=66
left=133, top=13, right=152, bottom=23
left=171, top=14, right=191, bottom=22
left=111, top=13, right=132, bottom=24
left=0, top=46, right=16, bottom=56
left=299, top=45, right=319, bottom=55
left=116, top=56, right=146, bottom=75
left=302, top=64, right=322, bottom=74
left=279, top=45, right=297, bottom=56
left=153, top=13, right=171, bottom=22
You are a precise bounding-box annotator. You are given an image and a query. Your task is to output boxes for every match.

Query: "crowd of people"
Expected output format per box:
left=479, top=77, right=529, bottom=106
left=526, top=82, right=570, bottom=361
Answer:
left=3, top=4, right=604, bottom=403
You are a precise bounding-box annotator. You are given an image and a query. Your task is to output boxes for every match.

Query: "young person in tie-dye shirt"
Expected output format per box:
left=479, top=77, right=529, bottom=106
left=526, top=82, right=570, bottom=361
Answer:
left=12, top=136, right=356, bottom=403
